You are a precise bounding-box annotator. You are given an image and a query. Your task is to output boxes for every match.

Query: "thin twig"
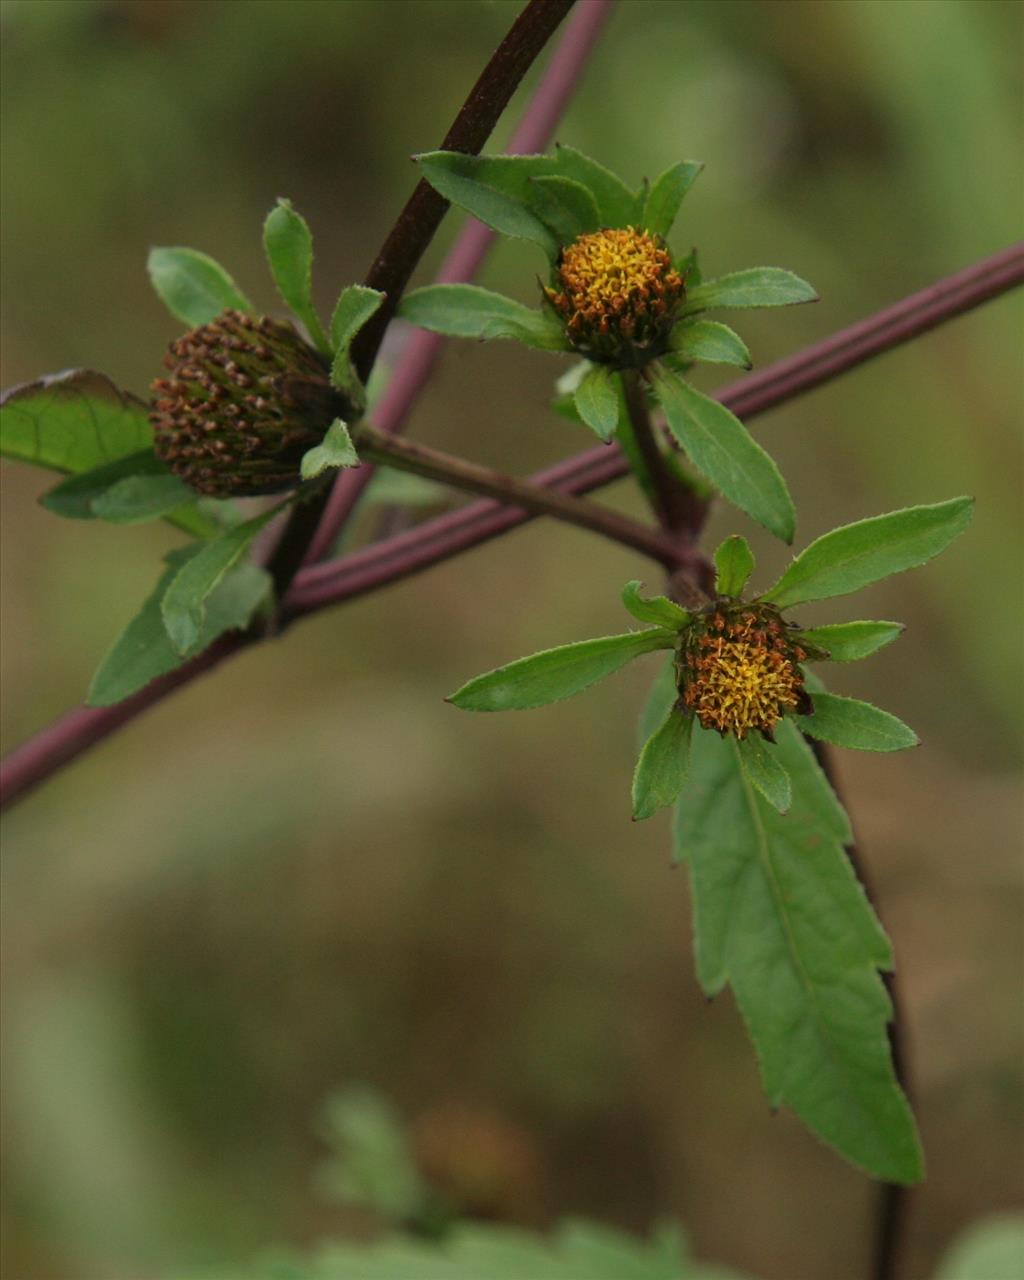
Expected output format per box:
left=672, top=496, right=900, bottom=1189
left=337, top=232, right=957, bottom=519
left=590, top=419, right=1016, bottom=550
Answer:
left=2, top=249, right=1020, bottom=809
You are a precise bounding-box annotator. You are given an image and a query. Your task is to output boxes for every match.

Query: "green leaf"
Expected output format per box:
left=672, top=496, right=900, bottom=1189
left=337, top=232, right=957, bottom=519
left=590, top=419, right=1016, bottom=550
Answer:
left=161, top=505, right=282, bottom=654
left=415, top=151, right=559, bottom=255
left=399, top=284, right=567, bottom=351
left=669, top=319, right=751, bottom=369
left=87, top=556, right=270, bottom=707
left=573, top=363, right=621, bottom=441
left=263, top=198, right=329, bottom=354
left=651, top=364, right=795, bottom=543
left=683, top=267, right=818, bottom=315
left=713, top=534, right=756, bottom=597
left=528, top=175, right=601, bottom=242
left=316, top=1086, right=425, bottom=1222
left=633, top=708, right=693, bottom=820
left=737, top=733, right=791, bottom=813
left=762, top=498, right=975, bottom=608
left=552, top=144, right=638, bottom=226
left=329, top=285, right=386, bottom=402
left=641, top=160, right=704, bottom=238
left=795, top=621, right=904, bottom=662
left=621, top=580, right=689, bottom=629
left=300, top=419, right=359, bottom=480
left=449, top=629, right=676, bottom=712
left=934, top=1216, right=1024, bottom=1280
left=638, top=657, right=678, bottom=750
left=676, top=246, right=702, bottom=287
left=796, top=691, right=918, bottom=752
left=41, top=450, right=193, bottom=524
left=674, top=720, right=923, bottom=1182
left=147, top=247, right=252, bottom=327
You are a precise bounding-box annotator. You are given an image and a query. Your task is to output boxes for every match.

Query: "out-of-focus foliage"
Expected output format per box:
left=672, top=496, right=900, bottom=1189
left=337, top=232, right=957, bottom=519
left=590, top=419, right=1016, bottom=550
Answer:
left=1, top=3, right=1021, bottom=1280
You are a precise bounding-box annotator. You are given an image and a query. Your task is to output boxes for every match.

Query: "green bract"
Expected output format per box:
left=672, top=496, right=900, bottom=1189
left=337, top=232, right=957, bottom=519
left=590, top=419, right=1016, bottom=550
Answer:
left=399, top=146, right=816, bottom=542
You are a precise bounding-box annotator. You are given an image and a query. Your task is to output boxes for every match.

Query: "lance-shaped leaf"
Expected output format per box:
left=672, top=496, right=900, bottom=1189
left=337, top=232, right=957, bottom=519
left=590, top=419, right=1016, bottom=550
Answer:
left=329, top=285, right=385, bottom=403
left=669, top=319, right=752, bottom=369
left=795, top=620, right=904, bottom=662
left=573, top=363, right=621, bottom=442
left=300, top=419, right=359, bottom=480
left=641, top=160, right=704, bottom=238
left=638, top=657, right=678, bottom=750
left=0, top=370, right=215, bottom=538
left=762, top=498, right=974, bottom=608
left=674, top=720, right=923, bottom=1183
left=796, top=691, right=918, bottom=752
left=621, top=580, right=689, bottom=630
left=632, top=707, right=693, bottom=820
left=147, top=247, right=252, bottom=327
left=449, top=630, right=676, bottom=712
left=161, top=504, right=283, bottom=654
left=552, top=144, right=639, bottom=226
left=683, top=267, right=818, bottom=316
left=737, top=732, right=791, bottom=813
left=652, top=364, right=795, bottom=543
left=713, top=534, right=755, bottom=597
left=399, top=285, right=567, bottom=351
left=263, top=198, right=329, bottom=354
left=88, top=555, right=270, bottom=707
left=41, top=450, right=193, bottom=524
left=528, top=175, right=601, bottom=243
left=415, top=151, right=560, bottom=256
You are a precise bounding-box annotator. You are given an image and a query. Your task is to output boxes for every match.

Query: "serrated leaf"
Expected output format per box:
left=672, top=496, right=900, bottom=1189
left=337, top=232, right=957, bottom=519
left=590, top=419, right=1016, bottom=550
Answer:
left=633, top=707, right=693, bottom=820
left=161, top=504, right=282, bottom=654
left=449, top=629, right=676, bottom=712
left=552, top=145, right=638, bottom=226
left=300, top=419, right=359, bottom=480
left=399, top=284, right=567, bottom=351
left=762, top=498, right=974, bottom=608
left=683, top=267, right=818, bottom=315
left=641, top=161, right=704, bottom=238
left=638, top=656, right=679, bottom=751
left=41, top=450, right=196, bottom=525
left=263, top=198, right=329, bottom=354
left=147, top=246, right=252, bottom=327
left=796, top=691, right=918, bottom=752
left=737, top=732, right=791, bottom=813
left=674, top=719, right=923, bottom=1183
left=329, top=285, right=385, bottom=402
left=573, top=363, right=620, bottom=441
left=651, top=364, right=795, bottom=543
left=415, top=151, right=559, bottom=256
left=528, top=175, right=601, bottom=242
left=669, top=319, right=751, bottom=369
left=676, top=247, right=702, bottom=287
left=87, top=556, right=270, bottom=707
left=621, top=580, right=689, bottom=629
left=713, top=535, right=756, bottom=597
left=795, top=621, right=904, bottom=662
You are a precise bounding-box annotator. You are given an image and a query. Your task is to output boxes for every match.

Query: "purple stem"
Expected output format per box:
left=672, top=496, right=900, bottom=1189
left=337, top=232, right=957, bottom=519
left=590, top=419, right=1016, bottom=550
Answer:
left=305, top=0, right=616, bottom=563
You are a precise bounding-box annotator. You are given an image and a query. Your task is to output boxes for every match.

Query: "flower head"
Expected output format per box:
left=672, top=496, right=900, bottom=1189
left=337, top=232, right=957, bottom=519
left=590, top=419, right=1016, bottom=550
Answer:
left=151, top=309, right=346, bottom=497
left=545, top=226, right=685, bottom=366
left=678, top=602, right=810, bottom=739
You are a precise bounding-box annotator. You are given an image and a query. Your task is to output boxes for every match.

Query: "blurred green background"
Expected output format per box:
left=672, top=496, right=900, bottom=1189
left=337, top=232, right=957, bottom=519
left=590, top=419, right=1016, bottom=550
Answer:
left=2, top=1, right=1022, bottom=1277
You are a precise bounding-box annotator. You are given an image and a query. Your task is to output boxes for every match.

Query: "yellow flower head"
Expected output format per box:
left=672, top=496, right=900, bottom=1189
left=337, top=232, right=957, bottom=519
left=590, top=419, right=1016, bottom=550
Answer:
left=545, top=226, right=685, bottom=366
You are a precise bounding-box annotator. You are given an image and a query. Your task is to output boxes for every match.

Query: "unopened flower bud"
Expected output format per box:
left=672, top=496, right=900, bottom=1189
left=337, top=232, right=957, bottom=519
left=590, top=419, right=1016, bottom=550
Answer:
left=150, top=309, right=347, bottom=497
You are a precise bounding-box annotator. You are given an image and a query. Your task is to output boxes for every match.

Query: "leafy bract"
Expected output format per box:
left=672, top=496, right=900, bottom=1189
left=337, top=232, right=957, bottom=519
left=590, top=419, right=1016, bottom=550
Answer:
left=329, top=285, right=385, bottom=403
left=652, top=364, right=795, bottom=543
left=642, top=161, right=703, bottom=238
left=147, top=246, right=252, bottom=327
left=528, top=175, right=601, bottom=242
left=796, top=621, right=903, bottom=662
left=763, top=498, right=974, bottom=607
left=796, top=692, right=918, bottom=752
left=683, top=267, right=817, bottom=315
left=41, top=450, right=193, bottom=524
left=88, top=555, right=270, bottom=706
left=161, top=504, right=283, bottom=654
left=399, top=285, right=567, bottom=351
left=674, top=719, right=923, bottom=1182
left=713, top=535, right=755, bottom=597
left=736, top=732, right=791, bottom=813
left=573, top=363, right=621, bottom=441
left=633, top=708, right=693, bottom=820
left=553, top=144, right=639, bottom=226
left=263, top=198, right=329, bottom=354
left=301, top=420, right=359, bottom=480
left=669, top=319, right=751, bottom=369
left=449, top=630, right=676, bottom=712
left=621, top=580, right=689, bottom=629
left=638, top=657, right=679, bottom=749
